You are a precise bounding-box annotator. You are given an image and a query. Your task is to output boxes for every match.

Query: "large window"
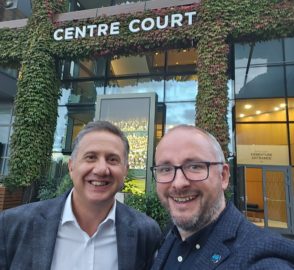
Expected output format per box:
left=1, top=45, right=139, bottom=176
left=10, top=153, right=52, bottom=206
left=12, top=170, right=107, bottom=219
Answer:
left=235, top=38, right=294, bottom=166
left=54, top=48, right=197, bottom=183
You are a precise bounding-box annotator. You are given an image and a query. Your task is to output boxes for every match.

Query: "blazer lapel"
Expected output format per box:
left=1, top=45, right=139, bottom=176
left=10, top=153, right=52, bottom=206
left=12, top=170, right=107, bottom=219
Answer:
left=116, top=202, right=138, bottom=270
left=150, top=231, right=176, bottom=270
left=31, top=193, right=68, bottom=270
left=190, top=203, right=242, bottom=270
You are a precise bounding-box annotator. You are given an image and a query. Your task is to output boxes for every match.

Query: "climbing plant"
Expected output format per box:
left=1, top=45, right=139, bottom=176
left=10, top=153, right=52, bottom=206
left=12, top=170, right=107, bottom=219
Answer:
left=0, top=0, right=293, bottom=191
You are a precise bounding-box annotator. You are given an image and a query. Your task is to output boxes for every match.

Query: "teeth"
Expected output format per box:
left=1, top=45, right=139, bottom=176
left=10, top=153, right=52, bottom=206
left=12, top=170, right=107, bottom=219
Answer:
left=173, top=196, right=195, bottom=202
left=90, top=181, right=108, bottom=186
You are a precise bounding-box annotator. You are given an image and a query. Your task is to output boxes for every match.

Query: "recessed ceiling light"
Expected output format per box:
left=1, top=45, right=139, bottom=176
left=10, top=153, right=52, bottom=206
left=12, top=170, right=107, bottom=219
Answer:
left=280, top=103, right=286, bottom=108
left=239, top=114, right=245, bottom=118
left=256, top=110, right=261, bottom=115
left=244, top=104, right=252, bottom=109
left=274, top=107, right=279, bottom=111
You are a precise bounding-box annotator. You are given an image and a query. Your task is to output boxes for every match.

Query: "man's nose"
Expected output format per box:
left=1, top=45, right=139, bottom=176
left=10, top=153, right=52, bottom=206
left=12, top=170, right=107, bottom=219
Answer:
left=172, top=167, right=190, bottom=188
left=92, top=159, right=110, bottom=175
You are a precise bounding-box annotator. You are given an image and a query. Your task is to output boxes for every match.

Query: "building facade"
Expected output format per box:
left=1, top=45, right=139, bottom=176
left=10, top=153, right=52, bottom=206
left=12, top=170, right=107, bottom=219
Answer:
left=0, top=0, right=294, bottom=235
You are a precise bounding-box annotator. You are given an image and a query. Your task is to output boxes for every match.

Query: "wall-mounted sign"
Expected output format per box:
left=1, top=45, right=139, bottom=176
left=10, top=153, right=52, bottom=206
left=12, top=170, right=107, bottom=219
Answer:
left=237, top=144, right=289, bottom=166
left=53, top=11, right=197, bottom=41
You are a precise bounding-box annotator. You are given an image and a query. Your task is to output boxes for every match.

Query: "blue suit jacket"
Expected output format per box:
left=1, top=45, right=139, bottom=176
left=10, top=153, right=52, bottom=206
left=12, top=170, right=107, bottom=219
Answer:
left=151, top=203, right=294, bottom=270
left=0, top=192, right=161, bottom=270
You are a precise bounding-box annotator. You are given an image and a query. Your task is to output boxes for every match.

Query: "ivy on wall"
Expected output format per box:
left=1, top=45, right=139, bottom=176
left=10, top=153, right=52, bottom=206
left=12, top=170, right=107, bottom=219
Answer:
left=0, top=0, right=294, bottom=189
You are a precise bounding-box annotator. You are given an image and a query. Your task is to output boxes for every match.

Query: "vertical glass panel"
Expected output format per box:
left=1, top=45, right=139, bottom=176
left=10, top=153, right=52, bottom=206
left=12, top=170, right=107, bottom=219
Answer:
left=234, top=40, right=283, bottom=68
left=235, top=66, right=285, bottom=98
left=167, top=48, right=197, bottom=73
left=265, top=170, right=288, bottom=229
left=0, top=104, right=13, bottom=124
left=234, top=43, right=251, bottom=69
left=227, top=99, right=234, bottom=155
left=165, top=102, right=195, bottom=132
left=285, top=38, right=294, bottom=62
left=63, top=107, right=95, bottom=152
left=236, top=123, right=289, bottom=165
left=106, top=77, right=164, bottom=102
left=0, top=127, right=9, bottom=146
left=235, top=98, right=286, bottom=122
left=245, top=167, right=264, bottom=227
left=53, top=106, right=68, bottom=152
left=286, top=65, right=294, bottom=97
left=165, top=75, right=198, bottom=102
left=109, top=52, right=164, bottom=76
left=288, top=98, right=294, bottom=121
left=64, top=81, right=104, bottom=104
left=289, top=124, right=294, bottom=165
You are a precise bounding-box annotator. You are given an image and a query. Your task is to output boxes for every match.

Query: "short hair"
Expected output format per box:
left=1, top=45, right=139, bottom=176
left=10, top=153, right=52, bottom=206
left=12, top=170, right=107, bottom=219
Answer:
left=167, top=125, right=226, bottom=162
left=71, top=120, right=129, bottom=163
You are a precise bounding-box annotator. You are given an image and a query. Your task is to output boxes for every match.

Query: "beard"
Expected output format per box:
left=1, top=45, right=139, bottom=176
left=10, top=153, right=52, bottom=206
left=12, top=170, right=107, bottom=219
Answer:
left=169, top=189, right=225, bottom=234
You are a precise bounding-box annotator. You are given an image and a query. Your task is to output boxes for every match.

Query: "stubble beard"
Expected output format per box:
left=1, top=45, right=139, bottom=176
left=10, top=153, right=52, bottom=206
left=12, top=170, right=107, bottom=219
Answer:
left=169, top=190, right=224, bottom=234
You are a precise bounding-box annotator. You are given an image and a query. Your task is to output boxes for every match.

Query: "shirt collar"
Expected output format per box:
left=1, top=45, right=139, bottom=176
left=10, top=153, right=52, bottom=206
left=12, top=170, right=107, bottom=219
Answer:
left=61, top=188, right=117, bottom=226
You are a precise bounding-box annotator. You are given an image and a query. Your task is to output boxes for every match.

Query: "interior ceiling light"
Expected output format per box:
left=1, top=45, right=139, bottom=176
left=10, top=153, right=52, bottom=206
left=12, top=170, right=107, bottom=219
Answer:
left=274, top=107, right=279, bottom=111
left=280, top=103, right=286, bottom=108
left=256, top=110, right=261, bottom=115
left=244, top=104, right=252, bottom=109
left=239, top=114, right=245, bottom=118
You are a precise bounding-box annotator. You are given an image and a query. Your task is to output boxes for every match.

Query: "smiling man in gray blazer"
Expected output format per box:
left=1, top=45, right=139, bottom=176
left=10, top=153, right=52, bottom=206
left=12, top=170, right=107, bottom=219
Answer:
left=0, top=120, right=161, bottom=270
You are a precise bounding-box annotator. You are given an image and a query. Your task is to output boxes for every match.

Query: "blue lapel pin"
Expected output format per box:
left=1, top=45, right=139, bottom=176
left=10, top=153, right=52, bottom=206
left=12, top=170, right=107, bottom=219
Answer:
left=211, top=254, right=221, bottom=264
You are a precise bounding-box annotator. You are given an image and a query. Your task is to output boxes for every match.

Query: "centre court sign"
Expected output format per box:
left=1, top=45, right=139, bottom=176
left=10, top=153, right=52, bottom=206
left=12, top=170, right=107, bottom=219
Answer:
left=53, top=11, right=197, bottom=41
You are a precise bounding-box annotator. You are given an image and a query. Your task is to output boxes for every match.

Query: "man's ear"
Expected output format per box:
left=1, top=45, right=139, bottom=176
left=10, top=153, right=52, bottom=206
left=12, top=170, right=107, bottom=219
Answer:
left=221, top=163, right=230, bottom=191
left=68, top=158, right=73, bottom=173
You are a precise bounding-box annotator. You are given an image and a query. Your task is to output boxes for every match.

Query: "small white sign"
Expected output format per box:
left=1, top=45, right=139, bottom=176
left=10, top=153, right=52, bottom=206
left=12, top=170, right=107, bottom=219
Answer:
left=237, top=145, right=289, bottom=165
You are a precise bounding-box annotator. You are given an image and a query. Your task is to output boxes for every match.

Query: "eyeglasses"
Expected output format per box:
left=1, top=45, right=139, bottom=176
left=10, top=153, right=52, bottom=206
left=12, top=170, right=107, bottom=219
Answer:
left=150, top=162, right=223, bottom=183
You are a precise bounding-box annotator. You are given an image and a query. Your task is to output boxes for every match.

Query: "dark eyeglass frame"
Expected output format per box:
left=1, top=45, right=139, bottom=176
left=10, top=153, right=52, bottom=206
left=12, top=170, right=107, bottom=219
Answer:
left=150, top=161, right=224, bottom=183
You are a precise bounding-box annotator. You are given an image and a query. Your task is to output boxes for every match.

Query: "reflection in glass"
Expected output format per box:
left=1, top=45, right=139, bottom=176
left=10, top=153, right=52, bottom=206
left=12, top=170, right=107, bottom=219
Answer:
left=53, top=106, right=68, bottom=152
left=61, top=57, right=107, bottom=79
left=235, top=40, right=283, bottom=68
left=63, top=81, right=104, bottom=104
left=235, top=66, right=285, bottom=98
left=165, top=75, right=197, bottom=101
left=165, top=102, right=195, bottom=131
left=167, top=49, right=197, bottom=73
left=106, top=77, right=164, bottom=102
left=0, top=0, right=32, bottom=22
left=235, top=98, right=286, bottom=122
left=109, top=52, right=164, bottom=76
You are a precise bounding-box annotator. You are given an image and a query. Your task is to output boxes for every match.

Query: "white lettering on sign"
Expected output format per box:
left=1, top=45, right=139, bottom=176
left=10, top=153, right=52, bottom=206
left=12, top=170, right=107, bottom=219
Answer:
left=53, top=11, right=197, bottom=41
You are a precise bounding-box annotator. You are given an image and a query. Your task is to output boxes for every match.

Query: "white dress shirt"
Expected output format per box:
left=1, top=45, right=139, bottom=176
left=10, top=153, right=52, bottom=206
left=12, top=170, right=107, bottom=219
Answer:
left=50, top=189, right=118, bottom=270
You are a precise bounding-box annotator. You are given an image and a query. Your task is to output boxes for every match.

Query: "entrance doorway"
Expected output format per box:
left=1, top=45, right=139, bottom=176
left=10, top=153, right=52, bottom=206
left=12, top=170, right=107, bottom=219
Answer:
left=237, top=165, right=294, bottom=234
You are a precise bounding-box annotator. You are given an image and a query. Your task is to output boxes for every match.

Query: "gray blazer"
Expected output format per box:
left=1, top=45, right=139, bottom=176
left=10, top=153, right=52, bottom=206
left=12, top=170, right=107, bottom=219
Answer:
left=151, top=203, right=294, bottom=270
left=0, top=192, right=161, bottom=270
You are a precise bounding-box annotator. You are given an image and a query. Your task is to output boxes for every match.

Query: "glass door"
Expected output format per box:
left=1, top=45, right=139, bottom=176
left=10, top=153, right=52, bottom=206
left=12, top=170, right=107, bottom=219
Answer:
left=263, top=166, right=292, bottom=234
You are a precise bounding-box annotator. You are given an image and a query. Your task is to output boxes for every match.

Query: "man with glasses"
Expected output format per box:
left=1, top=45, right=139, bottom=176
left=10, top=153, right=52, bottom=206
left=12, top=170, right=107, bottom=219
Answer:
left=151, top=125, right=294, bottom=270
